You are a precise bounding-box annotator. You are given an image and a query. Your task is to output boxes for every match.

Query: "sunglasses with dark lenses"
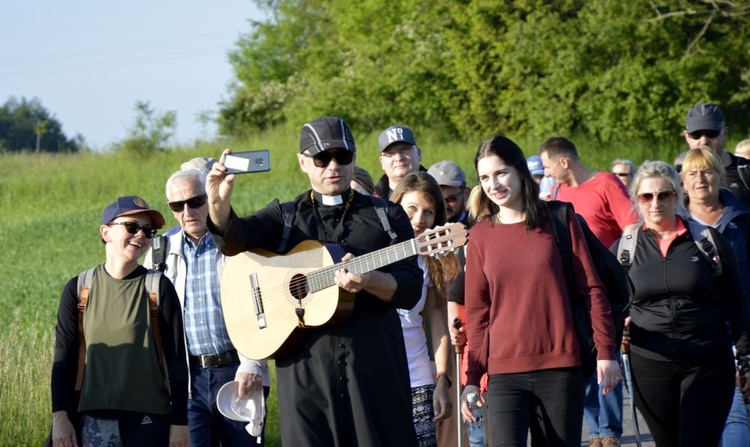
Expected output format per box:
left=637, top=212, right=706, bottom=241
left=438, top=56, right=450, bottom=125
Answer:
left=637, top=191, right=676, bottom=205
left=613, top=172, right=631, bottom=178
left=168, top=194, right=207, bottom=212
left=303, top=150, right=354, bottom=168
left=109, top=221, right=157, bottom=238
left=688, top=129, right=721, bottom=140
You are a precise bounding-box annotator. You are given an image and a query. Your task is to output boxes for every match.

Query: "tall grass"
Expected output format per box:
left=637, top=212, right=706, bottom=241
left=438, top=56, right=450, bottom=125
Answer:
left=0, top=125, right=688, bottom=445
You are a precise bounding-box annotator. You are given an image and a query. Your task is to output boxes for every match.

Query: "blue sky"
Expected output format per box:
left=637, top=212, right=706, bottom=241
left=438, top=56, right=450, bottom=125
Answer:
left=0, top=1, right=264, bottom=150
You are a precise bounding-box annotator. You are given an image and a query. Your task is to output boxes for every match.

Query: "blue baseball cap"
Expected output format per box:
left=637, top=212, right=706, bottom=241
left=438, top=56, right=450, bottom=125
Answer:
left=527, top=155, right=544, bottom=177
left=102, top=196, right=166, bottom=228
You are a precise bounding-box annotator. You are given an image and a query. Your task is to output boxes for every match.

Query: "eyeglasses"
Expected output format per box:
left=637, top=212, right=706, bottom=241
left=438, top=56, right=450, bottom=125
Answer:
left=613, top=172, right=631, bottom=178
left=636, top=191, right=676, bottom=205
left=302, top=150, right=354, bottom=168
left=109, top=221, right=157, bottom=238
left=381, top=146, right=416, bottom=158
left=687, top=129, right=721, bottom=140
left=168, top=194, right=207, bottom=212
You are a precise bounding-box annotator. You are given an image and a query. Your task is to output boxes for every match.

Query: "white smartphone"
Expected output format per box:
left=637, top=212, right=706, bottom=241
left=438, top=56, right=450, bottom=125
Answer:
left=222, top=150, right=271, bottom=174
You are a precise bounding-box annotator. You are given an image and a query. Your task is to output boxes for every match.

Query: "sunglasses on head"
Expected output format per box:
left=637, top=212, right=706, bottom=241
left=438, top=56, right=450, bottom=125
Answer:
left=302, top=150, right=354, bottom=168
left=637, top=190, right=676, bottom=205
left=688, top=129, right=721, bottom=140
left=109, top=221, right=157, bottom=238
left=168, top=194, right=207, bottom=212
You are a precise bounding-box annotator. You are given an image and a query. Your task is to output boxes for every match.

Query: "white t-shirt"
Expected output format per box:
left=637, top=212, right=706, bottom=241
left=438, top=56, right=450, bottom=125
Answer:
left=397, top=255, right=435, bottom=387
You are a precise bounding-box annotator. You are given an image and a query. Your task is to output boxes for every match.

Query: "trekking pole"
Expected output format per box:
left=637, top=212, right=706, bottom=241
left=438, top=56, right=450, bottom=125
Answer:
left=621, top=342, right=642, bottom=447
left=453, top=317, right=464, bottom=447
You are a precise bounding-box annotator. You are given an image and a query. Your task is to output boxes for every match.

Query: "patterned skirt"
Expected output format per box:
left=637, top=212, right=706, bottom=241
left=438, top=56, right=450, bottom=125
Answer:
left=412, top=384, right=437, bottom=447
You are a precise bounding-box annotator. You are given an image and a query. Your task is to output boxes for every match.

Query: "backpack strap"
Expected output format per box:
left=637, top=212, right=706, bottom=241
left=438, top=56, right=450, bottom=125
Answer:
left=547, top=201, right=577, bottom=298
left=144, top=270, right=169, bottom=395
left=276, top=201, right=296, bottom=253
left=370, top=196, right=398, bottom=243
left=551, top=183, right=561, bottom=201
left=74, top=267, right=96, bottom=391
left=617, top=229, right=639, bottom=272
left=686, top=220, right=722, bottom=277
left=737, top=163, right=750, bottom=193
left=149, top=235, right=169, bottom=272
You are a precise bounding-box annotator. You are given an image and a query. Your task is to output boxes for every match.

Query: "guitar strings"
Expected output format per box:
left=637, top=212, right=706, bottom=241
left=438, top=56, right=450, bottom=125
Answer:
left=227, top=225, right=462, bottom=306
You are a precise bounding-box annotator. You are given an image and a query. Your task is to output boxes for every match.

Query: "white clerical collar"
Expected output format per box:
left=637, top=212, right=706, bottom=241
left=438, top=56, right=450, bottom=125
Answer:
left=312, top=191, right=345, bottom=206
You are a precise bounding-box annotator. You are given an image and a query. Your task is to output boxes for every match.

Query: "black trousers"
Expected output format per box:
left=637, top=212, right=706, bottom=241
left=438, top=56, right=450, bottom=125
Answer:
left=630, top=350, right=735, bottom=447
left=486, top=368, right=585, bottom=447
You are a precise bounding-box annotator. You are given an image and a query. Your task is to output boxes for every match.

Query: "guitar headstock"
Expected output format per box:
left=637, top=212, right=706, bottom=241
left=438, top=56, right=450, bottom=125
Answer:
left=415, top=222, right=468, bottom=257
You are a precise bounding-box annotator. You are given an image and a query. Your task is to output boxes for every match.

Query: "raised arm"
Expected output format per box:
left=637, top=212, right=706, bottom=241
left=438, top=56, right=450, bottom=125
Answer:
left=206, top=148, right=236, bottom=233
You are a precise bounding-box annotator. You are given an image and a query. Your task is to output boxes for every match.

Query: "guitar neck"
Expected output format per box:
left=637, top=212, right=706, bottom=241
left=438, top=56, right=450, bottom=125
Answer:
left=306, top=240, right=418, bottom=292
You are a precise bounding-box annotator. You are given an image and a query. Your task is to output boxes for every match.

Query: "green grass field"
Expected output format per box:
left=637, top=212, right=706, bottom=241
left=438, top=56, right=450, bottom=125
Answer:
left=0, top=126, right=696, bottom=445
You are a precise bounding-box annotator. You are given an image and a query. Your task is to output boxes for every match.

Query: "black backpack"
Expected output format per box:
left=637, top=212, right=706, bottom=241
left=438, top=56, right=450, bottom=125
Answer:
left=547, top=201, right=633, bottom=378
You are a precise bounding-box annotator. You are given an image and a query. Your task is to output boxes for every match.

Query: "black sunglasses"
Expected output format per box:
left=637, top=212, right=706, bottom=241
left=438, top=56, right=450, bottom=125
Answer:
left=168, top=194, right=207, bottom=212
left=302, top=150, right=354, bottom=168
left=637, top=191, right=676, bottom=205
left=688, top=129, right=721, bottom=140
left=613, top=172, right=631, bottom=178
left=109, top=221, right=157, bottom=238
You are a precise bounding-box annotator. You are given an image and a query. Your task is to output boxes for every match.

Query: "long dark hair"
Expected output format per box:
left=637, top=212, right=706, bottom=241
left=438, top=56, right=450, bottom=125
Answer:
left=469, top=135, right=545, bottom=230
left=392, top=172, right=460, bottom=306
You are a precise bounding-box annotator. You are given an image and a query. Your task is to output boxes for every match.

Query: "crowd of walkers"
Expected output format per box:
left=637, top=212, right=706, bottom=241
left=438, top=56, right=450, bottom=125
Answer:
left=50, top=102, right=750, bottom=447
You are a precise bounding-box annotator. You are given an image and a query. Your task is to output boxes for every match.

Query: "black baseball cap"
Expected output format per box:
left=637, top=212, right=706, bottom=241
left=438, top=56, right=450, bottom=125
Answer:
left=685, top=103, right=725, bottom=133
left=299, top=116, right=356, bottom=155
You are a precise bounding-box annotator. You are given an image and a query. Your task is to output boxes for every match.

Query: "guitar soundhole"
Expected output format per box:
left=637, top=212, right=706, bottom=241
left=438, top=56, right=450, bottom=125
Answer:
left=289, top=273, right=309, bottom=301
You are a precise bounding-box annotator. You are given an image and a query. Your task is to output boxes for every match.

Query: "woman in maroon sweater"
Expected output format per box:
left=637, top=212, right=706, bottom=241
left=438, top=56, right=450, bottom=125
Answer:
left=459, top=136, right=620, bottom=446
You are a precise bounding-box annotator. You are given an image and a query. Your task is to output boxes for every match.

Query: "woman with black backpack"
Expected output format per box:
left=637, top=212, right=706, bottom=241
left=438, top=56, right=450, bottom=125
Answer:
left=459, top=136, right=620, bottom=446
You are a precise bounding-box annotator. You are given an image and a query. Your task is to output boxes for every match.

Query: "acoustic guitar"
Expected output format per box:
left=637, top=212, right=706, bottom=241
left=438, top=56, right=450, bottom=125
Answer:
left=220, top=222, right=468, bottom=360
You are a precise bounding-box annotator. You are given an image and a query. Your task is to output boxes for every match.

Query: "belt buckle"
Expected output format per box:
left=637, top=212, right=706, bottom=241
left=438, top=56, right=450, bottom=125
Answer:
left=200, top=355, right=217, bottom=368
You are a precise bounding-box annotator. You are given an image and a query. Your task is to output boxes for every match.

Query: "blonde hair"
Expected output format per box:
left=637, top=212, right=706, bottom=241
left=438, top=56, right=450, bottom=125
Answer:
left=631, top=160, right=687, bottom=219
left=735, top=139, right=750, bottom=158
left=680, top=147, right=725, bottom=183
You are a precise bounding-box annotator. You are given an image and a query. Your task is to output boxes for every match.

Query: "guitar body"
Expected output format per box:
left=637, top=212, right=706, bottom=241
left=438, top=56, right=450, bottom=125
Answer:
left=220, top=240, right=354, bottom=360
left=220, top=223, right=468, bottom=361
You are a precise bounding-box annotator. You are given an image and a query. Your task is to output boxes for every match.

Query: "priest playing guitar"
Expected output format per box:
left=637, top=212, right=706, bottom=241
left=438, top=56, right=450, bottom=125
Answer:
left=206, top=117, right=430, bottom=447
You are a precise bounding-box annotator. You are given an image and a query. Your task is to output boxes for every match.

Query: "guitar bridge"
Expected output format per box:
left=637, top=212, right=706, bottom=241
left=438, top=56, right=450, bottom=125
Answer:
left=249, top=273, right=267, bottom=329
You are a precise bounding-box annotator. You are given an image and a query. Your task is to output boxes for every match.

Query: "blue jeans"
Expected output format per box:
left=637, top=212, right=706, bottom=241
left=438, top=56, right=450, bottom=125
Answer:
left=583, top=361, right=624, bottom=439
left=188, top=362, right=269, bottom=447
left=720, top=387, right=750, bottom=447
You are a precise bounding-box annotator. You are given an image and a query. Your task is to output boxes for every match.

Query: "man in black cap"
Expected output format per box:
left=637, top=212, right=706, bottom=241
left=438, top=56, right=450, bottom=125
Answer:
left=205, top=116, right=422, bottom=446
left=684, top=102, right=750, bottom=206
left=374, top=124, right=426, bottom=200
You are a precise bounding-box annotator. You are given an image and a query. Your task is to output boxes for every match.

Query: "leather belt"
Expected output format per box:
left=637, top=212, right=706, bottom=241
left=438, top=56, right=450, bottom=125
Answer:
left=189, top=349, right=239, bottom=368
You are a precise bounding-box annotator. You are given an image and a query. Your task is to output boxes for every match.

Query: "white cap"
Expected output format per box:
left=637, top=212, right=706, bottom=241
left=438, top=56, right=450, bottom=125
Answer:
left=467, top=392, right=478, bottom=403
left=217, top=381, right=266, bottom=437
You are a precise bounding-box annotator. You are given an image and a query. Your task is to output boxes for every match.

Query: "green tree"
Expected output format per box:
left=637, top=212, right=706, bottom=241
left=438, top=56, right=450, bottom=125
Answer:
left=220, top=0, right=457, bottom=136
left=114, top=101, right=177, bottom=155
left=220, top=0, right=750, bottom=143
left=440, top=0, right=750, bottom=142
left=0, top=97, right=82, bottom=153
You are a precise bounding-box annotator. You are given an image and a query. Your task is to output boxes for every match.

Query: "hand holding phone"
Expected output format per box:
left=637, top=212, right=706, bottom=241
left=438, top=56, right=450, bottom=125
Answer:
left=221, top=150, right=271, bottom=174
